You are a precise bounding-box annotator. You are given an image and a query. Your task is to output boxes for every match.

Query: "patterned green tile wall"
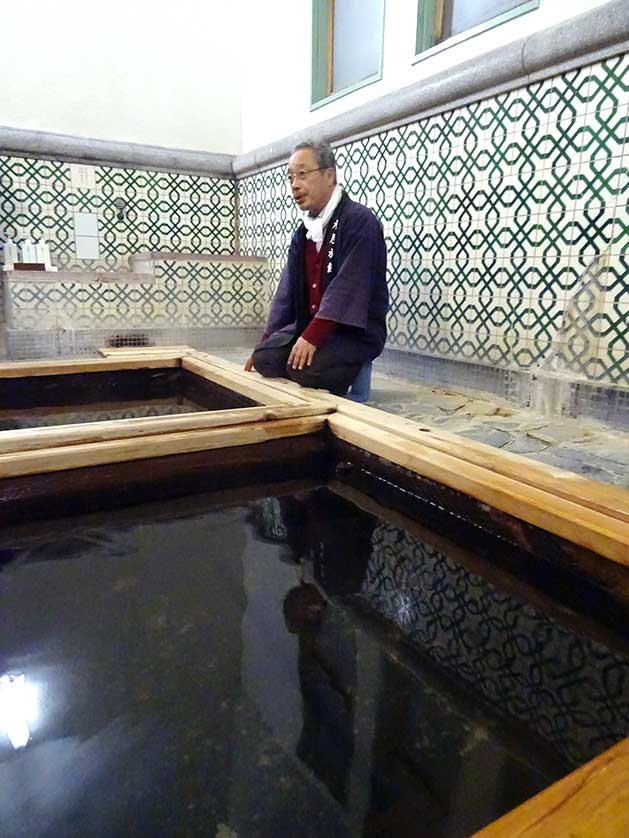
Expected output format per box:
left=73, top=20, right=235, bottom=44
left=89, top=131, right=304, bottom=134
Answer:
left=0, top=158, right=236, bottom=271
left=6, top=259, right=268, bottom=331
left=238, top=55, right=629, bottom=386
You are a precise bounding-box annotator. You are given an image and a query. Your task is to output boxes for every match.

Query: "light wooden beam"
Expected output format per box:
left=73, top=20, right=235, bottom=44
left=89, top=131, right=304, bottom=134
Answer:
left=0, top=404, right=335, bottom=454
left=187, top=349, right=338, bottom=403
left=333, top=401, right=629, bottom=525
left=99, top=345, right=192, bottom=357
left=192, top=353, right=629, bottom=523
left=0, top=416, right=328, bottom=479
left=181, top=356, right=309, bottom=406
left=186, top=350, right=629, bottom=526
left=473, top=737, right=629, bottom=837
left=0, top=356, right=180, bottom=377
left=328, top=413, right=629, bottom=566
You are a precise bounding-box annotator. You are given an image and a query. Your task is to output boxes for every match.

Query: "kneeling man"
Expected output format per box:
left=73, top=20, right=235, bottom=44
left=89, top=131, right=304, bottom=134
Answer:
left=245, top=140, right=389, bottom=396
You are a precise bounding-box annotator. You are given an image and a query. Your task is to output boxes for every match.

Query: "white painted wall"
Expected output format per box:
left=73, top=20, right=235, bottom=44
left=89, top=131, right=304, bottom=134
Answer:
left=239, top=0, right=615, bottom=153
left=0, top=0, right=242, bottom=154
left=0, top=0, right=616, bottom=156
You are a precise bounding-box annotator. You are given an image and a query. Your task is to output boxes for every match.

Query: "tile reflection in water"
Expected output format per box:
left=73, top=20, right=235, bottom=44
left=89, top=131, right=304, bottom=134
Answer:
left=359, top=522, right=629, bottom=769
left=0, top=487, right=627, bottom=837
left=249, top=490, right=629, bottom=830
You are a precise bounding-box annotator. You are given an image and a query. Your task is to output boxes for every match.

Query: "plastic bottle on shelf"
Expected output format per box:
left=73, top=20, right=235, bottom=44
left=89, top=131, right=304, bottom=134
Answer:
left=35, top=239, right=52, bottom=270
left=2, top=238, right=19, bottom=270
left=20, top=238, right=36, bottom=263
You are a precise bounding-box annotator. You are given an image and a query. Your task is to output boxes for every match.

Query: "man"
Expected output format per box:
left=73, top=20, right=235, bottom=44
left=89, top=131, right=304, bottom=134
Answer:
left=244, top=140, right=388, bottom=395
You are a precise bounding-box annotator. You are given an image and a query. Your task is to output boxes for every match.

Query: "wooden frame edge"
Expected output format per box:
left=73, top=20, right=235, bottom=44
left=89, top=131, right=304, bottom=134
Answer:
left=0, top=416, right=328, bottom=479
left=328, top=413, right=629, bottom=566
left=472, top=736, right=629, bottom=837
left=181, top=355, right=311, bottom=406
left=1, top=346, right=626, bottom=570
left=0, top=355, right=181, bottom=377
left=0, top=403, right=335, bottom=454
left=334, top=401, right=629, bottom=525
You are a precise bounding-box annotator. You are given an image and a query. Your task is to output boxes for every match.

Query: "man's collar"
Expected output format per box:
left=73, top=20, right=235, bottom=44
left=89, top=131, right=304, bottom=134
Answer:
left=308, top=185, right=343, bottom=221
left=302, top=186, right=344, bottom=248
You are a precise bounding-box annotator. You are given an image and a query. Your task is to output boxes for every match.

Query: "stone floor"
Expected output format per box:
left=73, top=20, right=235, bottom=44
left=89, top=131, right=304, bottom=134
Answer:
left=216, top=346, right=629, bottom=490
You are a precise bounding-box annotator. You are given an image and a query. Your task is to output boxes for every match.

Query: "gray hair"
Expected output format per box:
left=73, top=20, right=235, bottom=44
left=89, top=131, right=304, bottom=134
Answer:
left=292, top=140, right=336, bottom=173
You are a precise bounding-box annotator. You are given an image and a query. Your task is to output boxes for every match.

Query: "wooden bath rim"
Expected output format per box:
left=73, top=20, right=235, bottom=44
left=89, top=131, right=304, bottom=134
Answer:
left=1, top=345, right=625, bottom=565
left=0, top=345, right=628, bottom=835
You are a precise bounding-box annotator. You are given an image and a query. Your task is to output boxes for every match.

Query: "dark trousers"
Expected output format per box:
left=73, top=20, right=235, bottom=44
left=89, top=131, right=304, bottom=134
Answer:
left=252, top=330, right=366, bottom=395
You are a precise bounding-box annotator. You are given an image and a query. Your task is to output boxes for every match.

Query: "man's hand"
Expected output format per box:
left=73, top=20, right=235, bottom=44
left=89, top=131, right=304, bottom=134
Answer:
left=288, top=337, right=317, bottom=370
left=244, top=354, right=255, bottom=372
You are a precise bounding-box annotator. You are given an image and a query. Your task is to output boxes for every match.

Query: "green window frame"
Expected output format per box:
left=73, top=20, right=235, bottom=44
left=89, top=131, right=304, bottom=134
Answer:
left=311, top=0, right=385, bottom=111
left=416, top=0, right=541, bottom=59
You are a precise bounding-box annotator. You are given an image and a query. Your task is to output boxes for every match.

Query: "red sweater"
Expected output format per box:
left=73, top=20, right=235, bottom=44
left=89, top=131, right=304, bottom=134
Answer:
left=300, top=239, right=337, bottom=346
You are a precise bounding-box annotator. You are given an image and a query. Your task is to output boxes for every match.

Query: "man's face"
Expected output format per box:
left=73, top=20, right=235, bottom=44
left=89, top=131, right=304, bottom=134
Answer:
left=287, top=149, right=336, bottom=216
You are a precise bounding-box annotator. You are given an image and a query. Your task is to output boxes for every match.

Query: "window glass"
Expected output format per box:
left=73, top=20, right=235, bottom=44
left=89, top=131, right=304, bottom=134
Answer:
left=445, top=0, right=527, bottom=37
left=416, top=0, right=540, bottom=56
left=332, top=0, right=384, bottom=93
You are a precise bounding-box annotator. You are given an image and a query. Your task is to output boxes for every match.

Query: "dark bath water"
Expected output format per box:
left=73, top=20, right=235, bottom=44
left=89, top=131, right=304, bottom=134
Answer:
left=0, top=487, right=627, bottom=838
left=0, top=368, right=256, bottom=430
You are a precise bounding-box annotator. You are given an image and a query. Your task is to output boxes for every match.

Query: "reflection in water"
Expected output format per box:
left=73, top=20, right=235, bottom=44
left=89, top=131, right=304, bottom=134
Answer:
left=0, top=400, right=208, bottom=430
left=246, top=491, right=374, bottom=814
left=248, top=489, right=629, bottom=836
left=0, top=674, right=34, bottom=749
left=0, top=487, right=627, bottom=837
left=284, top=583, right=356, bottom=806
left=361, top=523, right=629, bottom=769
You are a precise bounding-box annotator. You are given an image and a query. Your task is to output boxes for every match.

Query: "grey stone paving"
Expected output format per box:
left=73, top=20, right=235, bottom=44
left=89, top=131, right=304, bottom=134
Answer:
left=215, top=346, right=629, bottom=490
left=368, top=375, right=629, bottom=490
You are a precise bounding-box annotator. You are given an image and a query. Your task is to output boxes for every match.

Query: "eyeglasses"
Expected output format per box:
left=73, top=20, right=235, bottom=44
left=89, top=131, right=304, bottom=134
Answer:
left=286, top=167, right=328, bottom=184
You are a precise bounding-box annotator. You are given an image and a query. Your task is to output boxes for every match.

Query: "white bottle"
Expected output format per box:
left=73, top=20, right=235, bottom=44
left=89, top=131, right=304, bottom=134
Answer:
left=20, top=238, right=36, bottom=263
left=35, top=239, right=52, bottom=270
left=3, top=238, right=19, bottom=270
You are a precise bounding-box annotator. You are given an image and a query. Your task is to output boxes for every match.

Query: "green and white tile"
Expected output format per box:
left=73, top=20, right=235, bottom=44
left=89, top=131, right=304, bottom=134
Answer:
left=237, top=54, right=628, bottom=387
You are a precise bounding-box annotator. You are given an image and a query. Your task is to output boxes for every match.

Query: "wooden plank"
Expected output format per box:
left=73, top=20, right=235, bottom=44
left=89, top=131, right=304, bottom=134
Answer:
left=473, top=737, right=629, bottom=837
left=0, top=404, right=335, bottom=454
left=188, top=349, right=251, bottom=369
left=328, top=414, right=629, bottom=566
left=187, top=349, right=337, bottom=404
left=0, top=436, right=330, bottom=528
left=201, top=351, right=628, bottom=522
left=335, top=402, right=629, bottom=525
left=182, top=351, right=629, bottom=527
left=182, top=356, right=309, bottom=406
left=98, top=346, right=191, bottom=357
left=0, top=416, right=327, bottom=478
left=0, top=356, right=180, bottom=378
left=194, top=351, right=629, bottom=521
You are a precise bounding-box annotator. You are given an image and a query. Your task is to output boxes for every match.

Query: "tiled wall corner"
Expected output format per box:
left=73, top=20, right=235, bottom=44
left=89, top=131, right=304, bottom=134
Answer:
left=238, top=168, right=300, bottom=306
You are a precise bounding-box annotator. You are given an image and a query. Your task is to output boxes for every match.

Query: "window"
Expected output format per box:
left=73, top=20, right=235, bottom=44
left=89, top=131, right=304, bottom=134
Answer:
left=312, top=0, right=385, bottom=109
left=416, top=0, right=540, bottom=57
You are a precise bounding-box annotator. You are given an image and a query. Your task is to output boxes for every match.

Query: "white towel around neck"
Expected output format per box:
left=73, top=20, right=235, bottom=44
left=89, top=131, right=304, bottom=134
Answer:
left=302, top=185, right=343, bottom=252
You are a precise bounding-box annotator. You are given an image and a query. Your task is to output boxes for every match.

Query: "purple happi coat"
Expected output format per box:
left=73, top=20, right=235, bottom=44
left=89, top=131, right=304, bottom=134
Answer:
left=263, top=192, right=389, bottom=361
